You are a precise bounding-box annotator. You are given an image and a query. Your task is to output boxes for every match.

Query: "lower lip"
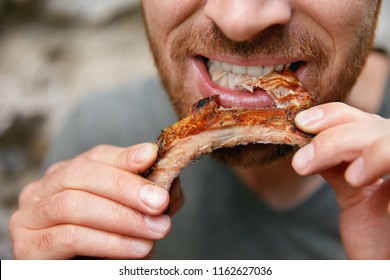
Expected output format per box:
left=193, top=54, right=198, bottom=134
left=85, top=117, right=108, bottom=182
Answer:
left=193, top=57, right=276, bottom=109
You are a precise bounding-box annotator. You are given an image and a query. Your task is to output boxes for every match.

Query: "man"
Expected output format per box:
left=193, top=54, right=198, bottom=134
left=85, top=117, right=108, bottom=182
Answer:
left=8, top=0, right=390, bottom=259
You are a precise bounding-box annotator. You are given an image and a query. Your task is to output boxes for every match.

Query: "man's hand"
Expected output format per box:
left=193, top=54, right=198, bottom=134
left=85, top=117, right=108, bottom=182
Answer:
left=292, top=103, right=390, bottom=259
left=9, top=143, right=183, bottom=259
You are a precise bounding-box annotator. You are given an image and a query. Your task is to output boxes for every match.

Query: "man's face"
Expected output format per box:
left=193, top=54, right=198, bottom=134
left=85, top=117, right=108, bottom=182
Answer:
left=142, top=0, right=380, bottom=167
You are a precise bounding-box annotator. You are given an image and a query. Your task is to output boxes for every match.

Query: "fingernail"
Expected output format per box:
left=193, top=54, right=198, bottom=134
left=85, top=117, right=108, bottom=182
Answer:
left=144, top=215, right=171, bottom=234
left=296, top=108, right=324, bottom=128
left=292, top=143, right=315, bottom=174
left=131, top=143, right=154, bottom=163
left=132, top=239, right=152, bottom=255
left=346, top=157, right=365, bottom=186
left=140, top=184, right=168, bottom=209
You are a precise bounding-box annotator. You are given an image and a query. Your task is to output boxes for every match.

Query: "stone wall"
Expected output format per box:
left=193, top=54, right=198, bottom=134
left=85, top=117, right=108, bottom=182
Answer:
left=0, top=0, right=156, bottom=259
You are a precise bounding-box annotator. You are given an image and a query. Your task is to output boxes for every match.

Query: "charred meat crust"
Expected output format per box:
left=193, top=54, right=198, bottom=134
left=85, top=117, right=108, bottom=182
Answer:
left=143, top=70, right=316, bottom=190
left=157, top=95, right=309, bottom=158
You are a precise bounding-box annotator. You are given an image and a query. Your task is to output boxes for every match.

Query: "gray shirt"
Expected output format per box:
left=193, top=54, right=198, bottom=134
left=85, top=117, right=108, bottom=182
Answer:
left=44, top=76, right=368, bottom=259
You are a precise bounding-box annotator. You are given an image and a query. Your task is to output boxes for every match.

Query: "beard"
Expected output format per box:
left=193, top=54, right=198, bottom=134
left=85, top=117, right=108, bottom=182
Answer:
left=144, top=10, right=378, bottom=167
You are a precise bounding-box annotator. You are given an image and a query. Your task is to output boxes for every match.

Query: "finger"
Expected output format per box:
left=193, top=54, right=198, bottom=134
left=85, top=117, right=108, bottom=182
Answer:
left=11, top=225, right=153, bottom=259
left=292, top=121, right=385, bottom=176
left=18, top=180, right=43, bottom=208
left=319, top=163, right=380, bottom=210
left=34, top=159, right=169, bottom=215
left=79, top=143, right=158, bottom=173
left=322, top=173, right=390, bottom=259
left=18, top=190, right=171, bottom=240
left=345, top=134, right=390, bottom=187
left=295, top=102, right=378, bottom=134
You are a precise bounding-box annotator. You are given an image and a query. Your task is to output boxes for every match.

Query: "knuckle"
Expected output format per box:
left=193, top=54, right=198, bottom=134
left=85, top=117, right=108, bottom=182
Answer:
left=43, top=161, right=68, bottom=187
left=313, top=128, right=342, bottom=154
left=53, top=190, right=81, bottom=220
left=33, top=198, right=55, bottom=223
left=67, top=158, right=88, bottom=175
left=86, top=144, right=112, bottom=160
left=45, top=161, right=67, bottom=177
left=34, top=225, right=82, bottom=257
left=37, top=190, right=79, bottom=223
left=130, top=208, right=145, bottom=224
left=114, top=172, right=132, bottom=196
left=110, top=197, right=143, bottom=227
left=60, top=158, right=88, bottom=187
left=36, top=230, right=57, bottom=255
left=58, top=224, right=82, bottom=251
left=111, top=203, right=133, bottom=224
left=44, top=161, right=67, bottom=184
left=18, top=181, right=39, bottom=207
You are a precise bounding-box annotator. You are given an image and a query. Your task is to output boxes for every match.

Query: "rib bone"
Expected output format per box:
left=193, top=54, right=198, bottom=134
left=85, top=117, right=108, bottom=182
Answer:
left=144, top=70, right=316, bottom=190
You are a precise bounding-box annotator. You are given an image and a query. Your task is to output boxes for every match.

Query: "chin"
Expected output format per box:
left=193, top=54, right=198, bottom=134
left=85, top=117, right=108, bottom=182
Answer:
left=210, top=143, right=295, bottom=168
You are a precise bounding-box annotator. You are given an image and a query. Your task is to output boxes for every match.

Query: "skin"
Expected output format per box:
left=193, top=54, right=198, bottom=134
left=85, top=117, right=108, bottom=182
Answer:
left=9, top=0, right=390, bottom=259
left=346, top=51, right=389, bottom=114
left=144, top=0, right=377, bottom=165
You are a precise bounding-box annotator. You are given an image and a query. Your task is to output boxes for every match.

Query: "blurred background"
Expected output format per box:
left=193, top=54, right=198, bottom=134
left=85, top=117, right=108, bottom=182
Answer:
left=0, top=0, right=156, bottom=259
left=0, top=0, right=389, bottom=260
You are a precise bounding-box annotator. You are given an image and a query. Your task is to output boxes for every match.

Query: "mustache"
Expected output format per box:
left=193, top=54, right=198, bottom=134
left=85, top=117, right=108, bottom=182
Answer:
left=171, top=22, right=331, bottom=69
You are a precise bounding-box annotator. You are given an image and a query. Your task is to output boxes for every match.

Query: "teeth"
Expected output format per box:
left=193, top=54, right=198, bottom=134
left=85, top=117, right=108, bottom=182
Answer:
left=218, top=74, right=228, bottom=87
left=275, top=64, right=284, bottom=72
left=263, top=65, right=275, bottom=76
left=227, top=74, right=236, bottom=89
left=231, top=65, right=247, bottom=75
left=222, top=62, right=232, bottom=72
left=208, top=59, right=287, bottom=77
left=247, top=66, right=263, bottom=77
left=214, top=60, right=222, bottom=69
left=207, top=59, right=290, bottom=91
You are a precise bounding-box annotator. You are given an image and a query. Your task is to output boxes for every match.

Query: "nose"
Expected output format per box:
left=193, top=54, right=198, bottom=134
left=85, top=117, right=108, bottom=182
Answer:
left=204, top=0, right=292, bottom=42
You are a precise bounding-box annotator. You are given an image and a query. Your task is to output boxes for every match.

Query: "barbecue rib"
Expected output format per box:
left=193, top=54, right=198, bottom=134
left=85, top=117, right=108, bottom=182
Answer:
left=144, top=70, right=316, bottom=190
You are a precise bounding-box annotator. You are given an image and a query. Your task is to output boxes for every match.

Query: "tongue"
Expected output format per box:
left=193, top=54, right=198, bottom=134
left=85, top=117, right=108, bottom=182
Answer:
left=217, top=88, right=275, bottom=109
